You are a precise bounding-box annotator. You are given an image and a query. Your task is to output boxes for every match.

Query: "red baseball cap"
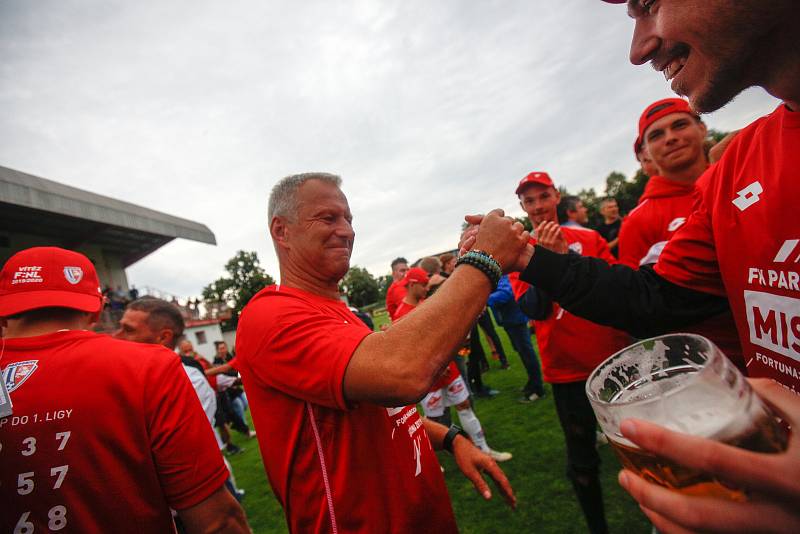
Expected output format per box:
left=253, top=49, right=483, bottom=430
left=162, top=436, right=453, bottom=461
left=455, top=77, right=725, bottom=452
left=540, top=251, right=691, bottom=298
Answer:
left=399, top=267, right=430, bottom=287
left=635, top=97, right=698, bottom=154
left=0, top=247, right=104, bottom=317
left=515, top=171, right=555, bottom=195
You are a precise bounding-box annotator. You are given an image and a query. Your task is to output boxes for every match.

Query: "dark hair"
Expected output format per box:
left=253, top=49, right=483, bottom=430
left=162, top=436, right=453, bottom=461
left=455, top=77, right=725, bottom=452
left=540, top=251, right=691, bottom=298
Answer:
left=562, top=196, right=582, bottom=213
left=127, top=297, right=185, bottom=346
left=390, top=257, right=408, bottom=269
left=600, top=197, right=617, bottom=206
left=4, top=307, right=90, bottom=322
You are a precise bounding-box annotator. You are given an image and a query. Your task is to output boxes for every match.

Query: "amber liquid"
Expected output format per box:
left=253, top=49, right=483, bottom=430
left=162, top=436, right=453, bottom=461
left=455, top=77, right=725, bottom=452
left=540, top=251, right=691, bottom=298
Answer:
left=609, top=411, right=789, bottom=501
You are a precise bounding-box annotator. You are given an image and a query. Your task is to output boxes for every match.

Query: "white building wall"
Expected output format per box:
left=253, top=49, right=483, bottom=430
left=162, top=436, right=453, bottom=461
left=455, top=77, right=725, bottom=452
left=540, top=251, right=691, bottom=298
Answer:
left=185, top=322, right=225, bottom=362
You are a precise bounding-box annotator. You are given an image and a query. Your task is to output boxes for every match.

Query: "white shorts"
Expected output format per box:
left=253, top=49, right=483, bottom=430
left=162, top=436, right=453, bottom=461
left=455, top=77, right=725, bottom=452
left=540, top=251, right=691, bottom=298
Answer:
left=421, top=375, right=470, bottom=417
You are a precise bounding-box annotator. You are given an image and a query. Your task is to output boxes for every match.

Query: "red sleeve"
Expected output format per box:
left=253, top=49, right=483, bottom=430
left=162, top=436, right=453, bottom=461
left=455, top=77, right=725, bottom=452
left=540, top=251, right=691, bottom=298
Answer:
left=145, top=353, right=228, bottom=510
left=238, top=295, right=372, bottom=410
left=654, top=182, right=726, bottom=296
left=617, top=212, right=652, bottom=268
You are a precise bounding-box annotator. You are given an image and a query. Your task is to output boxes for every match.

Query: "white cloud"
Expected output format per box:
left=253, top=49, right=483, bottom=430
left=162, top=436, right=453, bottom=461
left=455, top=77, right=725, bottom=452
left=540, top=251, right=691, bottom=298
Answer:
left=0, top=0, right=778, bottom=296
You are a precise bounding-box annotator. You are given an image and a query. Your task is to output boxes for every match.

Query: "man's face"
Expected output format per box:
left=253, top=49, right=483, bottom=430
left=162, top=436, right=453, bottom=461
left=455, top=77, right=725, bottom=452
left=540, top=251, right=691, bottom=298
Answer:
left=409, top=281, right=428, bottom=300
left=600, top=200, right=620, bottom=221
left=627, top=0, right=775, bottom=113
left=392, top=262, right=409, bottom=282
left=569, top=201, right=589, bottom=225
left=178, top=340, right=194, bottom=355
left=274, top=179, right=355, bottom=284
left=115, top=310, right=159, bottom=344
left=519, top=184, right=560, bottom=226
left=216, top=342, right=228, bottom=357
left=643, top=112, right=707, bottom=175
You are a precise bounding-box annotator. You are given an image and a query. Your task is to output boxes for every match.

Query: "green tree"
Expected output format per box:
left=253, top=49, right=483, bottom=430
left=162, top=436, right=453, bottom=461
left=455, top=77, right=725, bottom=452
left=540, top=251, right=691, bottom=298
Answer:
left=604, top=170, right=648, bottom=215
left=339, top=266, right=380, bottom=308
left=202, top=250, right=275, bottom=329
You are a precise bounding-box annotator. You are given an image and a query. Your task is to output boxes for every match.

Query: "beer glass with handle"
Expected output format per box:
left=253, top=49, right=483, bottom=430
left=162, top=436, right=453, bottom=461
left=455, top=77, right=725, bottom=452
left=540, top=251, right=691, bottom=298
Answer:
left=586, top=333, right=788, bottom=501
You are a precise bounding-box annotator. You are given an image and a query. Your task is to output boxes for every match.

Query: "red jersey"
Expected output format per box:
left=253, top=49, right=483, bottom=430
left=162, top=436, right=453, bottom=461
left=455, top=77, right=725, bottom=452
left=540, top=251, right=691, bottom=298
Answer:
left=511, top=226, right=630, bottom=383
left=0, top=330, right=228, bottom=533
left=394, top=300, right=459, bottom=391
left=656, top=104, right=800, bottom=393
left=385, top=280, right=407, bottom=320
left=192, top=352, right=218, bottom=390
left=618, top=175, right=697, bottom=269
left=235, top=285, right=457, bottom=534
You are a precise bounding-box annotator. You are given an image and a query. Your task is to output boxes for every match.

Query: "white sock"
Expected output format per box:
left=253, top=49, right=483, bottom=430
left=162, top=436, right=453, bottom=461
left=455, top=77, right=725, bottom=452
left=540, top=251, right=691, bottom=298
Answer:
left=457, top=407, right=489, bottom=452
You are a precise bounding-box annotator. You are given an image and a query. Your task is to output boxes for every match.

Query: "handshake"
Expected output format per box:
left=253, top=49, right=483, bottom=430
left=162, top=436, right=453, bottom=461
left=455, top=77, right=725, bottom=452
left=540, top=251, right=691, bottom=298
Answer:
left=458, top=210, right=570, bottom=273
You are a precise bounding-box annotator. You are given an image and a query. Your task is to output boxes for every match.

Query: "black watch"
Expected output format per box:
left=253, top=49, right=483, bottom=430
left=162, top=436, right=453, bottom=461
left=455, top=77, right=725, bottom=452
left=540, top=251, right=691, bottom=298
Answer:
left=442, top=424, right=469, bottom=453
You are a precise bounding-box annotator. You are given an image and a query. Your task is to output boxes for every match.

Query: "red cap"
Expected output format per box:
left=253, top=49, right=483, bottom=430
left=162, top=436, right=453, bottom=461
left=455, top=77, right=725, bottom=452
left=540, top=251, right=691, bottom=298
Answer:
left=0, top=247, right=104, bottom=317
left=635, top=98, right=698, bottom=154
left=515, top=171, right=554, bottom=195
left=399, top=267, right=430, bottom=287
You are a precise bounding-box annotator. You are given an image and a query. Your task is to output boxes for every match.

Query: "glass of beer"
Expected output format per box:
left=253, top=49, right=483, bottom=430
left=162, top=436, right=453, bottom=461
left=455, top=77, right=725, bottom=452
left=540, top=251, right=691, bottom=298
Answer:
left=586, top=333, right=788, bottom=501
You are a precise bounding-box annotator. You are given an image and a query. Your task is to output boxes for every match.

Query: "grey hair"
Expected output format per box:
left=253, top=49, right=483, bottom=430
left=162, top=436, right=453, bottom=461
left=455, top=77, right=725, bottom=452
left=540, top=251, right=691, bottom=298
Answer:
left=268, top=172, right=342, bottom=222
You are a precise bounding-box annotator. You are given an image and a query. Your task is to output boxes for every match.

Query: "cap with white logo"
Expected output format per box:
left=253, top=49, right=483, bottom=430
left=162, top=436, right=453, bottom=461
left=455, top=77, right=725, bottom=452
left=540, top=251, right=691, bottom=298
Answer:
left=0, top=247, right=103, bottom=317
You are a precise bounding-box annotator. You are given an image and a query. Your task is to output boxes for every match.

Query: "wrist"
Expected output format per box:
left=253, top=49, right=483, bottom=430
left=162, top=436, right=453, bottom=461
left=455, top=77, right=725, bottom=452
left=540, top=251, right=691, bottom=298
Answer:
left=442, top=424, right=470, bottom=453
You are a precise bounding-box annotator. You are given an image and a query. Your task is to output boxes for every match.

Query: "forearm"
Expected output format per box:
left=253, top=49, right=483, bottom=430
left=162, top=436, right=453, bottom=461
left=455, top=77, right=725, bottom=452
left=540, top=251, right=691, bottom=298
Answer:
left=347, top=265, right=491, bottom=404
left=206, top=363, right=233, bottom=377
left=521, top=245, right=729, bottom=338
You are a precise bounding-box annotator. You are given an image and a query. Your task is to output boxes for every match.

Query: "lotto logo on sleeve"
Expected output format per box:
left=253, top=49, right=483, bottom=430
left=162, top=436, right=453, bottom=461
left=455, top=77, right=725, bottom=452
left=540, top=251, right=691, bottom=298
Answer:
left=744, top=291, right=800, bottom=362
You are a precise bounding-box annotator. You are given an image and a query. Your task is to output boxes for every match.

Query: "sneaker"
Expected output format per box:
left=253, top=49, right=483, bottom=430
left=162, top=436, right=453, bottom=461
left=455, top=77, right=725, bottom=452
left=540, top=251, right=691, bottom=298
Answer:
left=224, top=444, right=244, bottom=455
left=248, top=430, right=257, bottom=438
left=487, top=449, right=513, bottom=462
left=474, top=388, right=499, bottom=398
left=235, top=489, right=246, bottom=501
left=527, top=392, right=545, bottom=402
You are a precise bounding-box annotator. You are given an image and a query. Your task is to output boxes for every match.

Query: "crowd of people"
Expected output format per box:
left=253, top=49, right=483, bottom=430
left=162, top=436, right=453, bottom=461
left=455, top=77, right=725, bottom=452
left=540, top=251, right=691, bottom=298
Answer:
left=1, top=0, right=799, bottom=533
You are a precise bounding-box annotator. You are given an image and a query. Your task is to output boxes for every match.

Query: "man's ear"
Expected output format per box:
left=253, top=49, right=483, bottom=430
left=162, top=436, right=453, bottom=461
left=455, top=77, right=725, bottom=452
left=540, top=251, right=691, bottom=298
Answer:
left=270, top=216, right=290, bottom=251
left=158, top=329, right=174, bottom=348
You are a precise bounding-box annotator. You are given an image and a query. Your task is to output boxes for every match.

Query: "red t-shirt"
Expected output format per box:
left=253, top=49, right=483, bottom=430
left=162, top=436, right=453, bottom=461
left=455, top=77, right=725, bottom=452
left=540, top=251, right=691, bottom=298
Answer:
left=385, top=280, right=407, bottom=320
left=656, top=104, right=800, bottom=393
left=235, top=285, right=457, bottom=534
left=618, top=175, right=697, bottom=269
left=394, top=300, right=459, bottom=391
left=0, top=330, right=228, bottom=533
left=511, top=227, right=631, bottom=383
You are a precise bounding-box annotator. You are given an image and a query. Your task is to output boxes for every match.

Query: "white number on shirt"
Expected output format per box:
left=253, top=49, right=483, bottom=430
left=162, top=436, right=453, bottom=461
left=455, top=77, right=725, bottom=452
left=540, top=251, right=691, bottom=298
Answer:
left=55, top=431, right=71, bottom=451
left=14, top=512, right=33, bottom=534
left=51, top=465, right=69, bottom=489
left=21, top=437, right=36, bottom=456
left=48, top=505, right=68, bottom=531
left=17, top=472, right=34, bottom=495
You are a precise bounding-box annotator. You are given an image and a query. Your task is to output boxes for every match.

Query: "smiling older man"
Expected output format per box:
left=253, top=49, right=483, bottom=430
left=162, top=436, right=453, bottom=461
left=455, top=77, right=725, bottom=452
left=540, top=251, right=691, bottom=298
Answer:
left=234, top=172, right=526, bottom=533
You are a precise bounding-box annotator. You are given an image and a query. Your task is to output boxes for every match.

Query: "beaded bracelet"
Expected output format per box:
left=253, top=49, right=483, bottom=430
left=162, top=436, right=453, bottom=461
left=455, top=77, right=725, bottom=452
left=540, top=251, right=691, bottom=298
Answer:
left=455, top=250, right=501, bottom=290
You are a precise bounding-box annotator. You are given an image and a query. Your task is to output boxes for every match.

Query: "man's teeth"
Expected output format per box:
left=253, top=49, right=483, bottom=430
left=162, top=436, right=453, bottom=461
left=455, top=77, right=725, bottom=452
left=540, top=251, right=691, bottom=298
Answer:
left=664, top=57, right=687, bottom=81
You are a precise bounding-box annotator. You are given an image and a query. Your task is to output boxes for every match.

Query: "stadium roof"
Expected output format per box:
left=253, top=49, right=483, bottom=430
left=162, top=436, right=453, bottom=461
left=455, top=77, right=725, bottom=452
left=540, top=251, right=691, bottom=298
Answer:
left=0, top=165, right=216, bottom=267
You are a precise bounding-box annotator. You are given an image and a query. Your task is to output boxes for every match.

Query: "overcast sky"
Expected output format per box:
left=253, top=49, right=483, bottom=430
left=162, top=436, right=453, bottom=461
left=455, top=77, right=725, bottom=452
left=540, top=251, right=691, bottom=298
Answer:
left=0, top=0, right=778, bottom=299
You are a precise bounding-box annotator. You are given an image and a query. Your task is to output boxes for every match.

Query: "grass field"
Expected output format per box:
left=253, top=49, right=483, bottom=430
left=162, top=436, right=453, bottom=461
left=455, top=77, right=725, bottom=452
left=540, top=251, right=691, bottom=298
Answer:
left=228, top=312, right=652, bottom=533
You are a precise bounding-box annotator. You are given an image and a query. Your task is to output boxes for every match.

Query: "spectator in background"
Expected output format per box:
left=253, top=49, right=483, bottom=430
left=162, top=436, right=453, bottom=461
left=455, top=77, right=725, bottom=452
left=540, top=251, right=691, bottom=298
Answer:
left=213, top=341, right=253, bottom=438
left=595, top=198, right=622, bottom=257
left=439, top=252, right=457, bottom=276
left=488, top=274, right=545, bottom=403
left=419, top=256, right=447, bottom=295
left=395, top=267, right=512, bottom=463
left=116, top=298, right=248, bottom=506
left=384, top=256, right=409, bottom=319
left=561, top=195, right=589, bottom=228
